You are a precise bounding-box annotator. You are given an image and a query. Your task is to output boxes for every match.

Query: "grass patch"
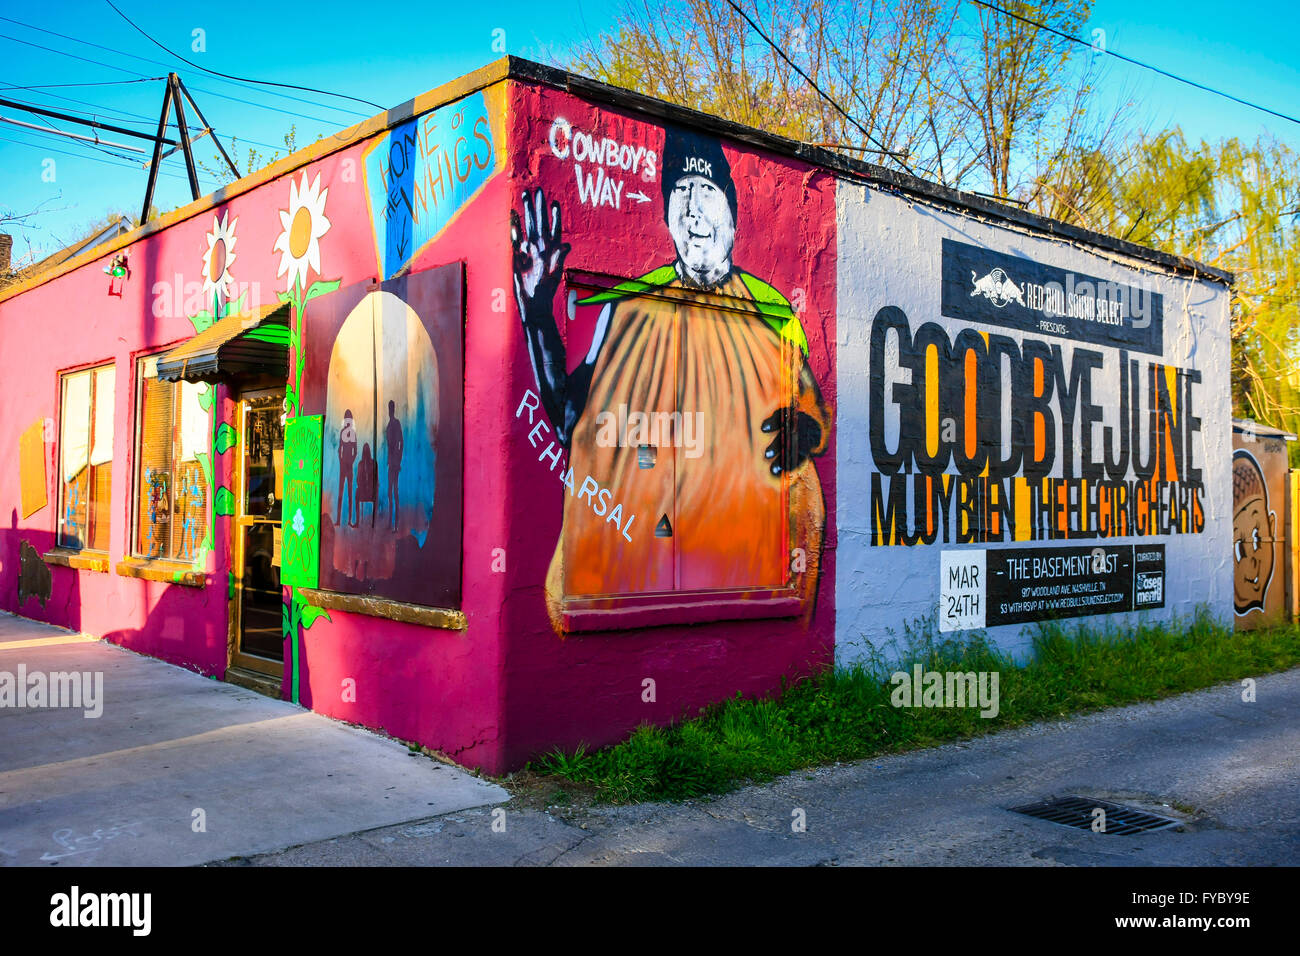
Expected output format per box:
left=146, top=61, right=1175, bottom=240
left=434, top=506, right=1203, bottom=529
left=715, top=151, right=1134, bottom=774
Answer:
left=529, top=610, right=1300, bottom=804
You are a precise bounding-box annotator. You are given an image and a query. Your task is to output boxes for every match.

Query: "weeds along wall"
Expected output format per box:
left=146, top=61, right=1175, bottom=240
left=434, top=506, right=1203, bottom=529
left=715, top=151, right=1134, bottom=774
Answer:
left=834, top=183, right=1233, bottom=665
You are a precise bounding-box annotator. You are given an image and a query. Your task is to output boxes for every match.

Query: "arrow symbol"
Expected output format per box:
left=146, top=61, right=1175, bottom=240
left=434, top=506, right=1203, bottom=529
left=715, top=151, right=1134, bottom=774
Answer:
left=627, top=190, right=651, bottom=204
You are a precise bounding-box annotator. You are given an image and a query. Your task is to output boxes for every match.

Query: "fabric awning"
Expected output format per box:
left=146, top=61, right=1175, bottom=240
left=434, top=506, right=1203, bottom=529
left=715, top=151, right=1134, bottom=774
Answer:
left=156, top=300, right=292, bottom=383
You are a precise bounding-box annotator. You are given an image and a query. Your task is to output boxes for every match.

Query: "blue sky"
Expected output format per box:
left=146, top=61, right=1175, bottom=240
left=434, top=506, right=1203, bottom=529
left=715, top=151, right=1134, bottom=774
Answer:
left=1, top=0, right=1296, bottom=263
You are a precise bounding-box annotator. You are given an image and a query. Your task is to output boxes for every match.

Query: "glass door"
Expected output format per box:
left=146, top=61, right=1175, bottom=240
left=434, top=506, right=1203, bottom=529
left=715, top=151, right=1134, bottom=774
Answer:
left=232, top=389, right=286, bottom=676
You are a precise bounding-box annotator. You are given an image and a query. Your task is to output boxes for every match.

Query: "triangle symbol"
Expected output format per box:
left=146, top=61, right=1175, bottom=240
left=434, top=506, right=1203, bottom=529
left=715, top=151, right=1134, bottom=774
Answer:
left=654, top=514, right=673, bottom=537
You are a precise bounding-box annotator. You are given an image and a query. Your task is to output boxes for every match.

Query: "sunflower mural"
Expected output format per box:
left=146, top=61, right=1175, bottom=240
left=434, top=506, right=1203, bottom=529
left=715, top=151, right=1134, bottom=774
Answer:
left=275, top=170, right=340, bottom=416
left=181, top=210, right=249, bottom=576
left=273, top=169, right=340, bottom=699
left=201, top=211, right=239, bottom=317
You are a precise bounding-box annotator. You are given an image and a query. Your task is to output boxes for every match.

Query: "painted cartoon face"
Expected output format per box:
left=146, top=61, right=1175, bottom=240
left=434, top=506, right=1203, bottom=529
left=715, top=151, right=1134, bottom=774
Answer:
left=341, top=414, right=356, bottom=444
left=1233, top=495, right=1275, bottom=612
left=667, top=174, right=735, bottom=284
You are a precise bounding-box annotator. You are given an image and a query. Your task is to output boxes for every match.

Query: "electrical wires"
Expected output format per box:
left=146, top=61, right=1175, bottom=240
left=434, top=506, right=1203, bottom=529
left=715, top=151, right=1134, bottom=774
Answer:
left=103, top=0, right=385, bottom=112
left=0, top=15, right=373, bottom=120
left=719, top=0, right=916, bottom=174
left=968, top=0, right=1300, bottom=127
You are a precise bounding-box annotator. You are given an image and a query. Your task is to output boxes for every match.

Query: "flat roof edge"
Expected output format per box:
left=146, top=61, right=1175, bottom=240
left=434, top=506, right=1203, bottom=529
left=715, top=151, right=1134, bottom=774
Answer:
left=503, top=57, right=1232, bottom=287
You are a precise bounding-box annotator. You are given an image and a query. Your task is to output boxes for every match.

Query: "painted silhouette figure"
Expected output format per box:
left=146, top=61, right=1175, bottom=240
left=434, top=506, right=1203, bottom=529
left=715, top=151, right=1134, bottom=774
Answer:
left=357, top=442, right=378, bottom=527
left=385, top=399, right=403, bottom=530
left=337, top=409, right=358, bottom=527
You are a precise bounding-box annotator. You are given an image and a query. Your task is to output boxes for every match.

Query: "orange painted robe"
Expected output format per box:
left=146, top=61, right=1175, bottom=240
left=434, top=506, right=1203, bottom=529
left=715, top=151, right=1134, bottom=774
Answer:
left=546, top=269, right=831, bottom=627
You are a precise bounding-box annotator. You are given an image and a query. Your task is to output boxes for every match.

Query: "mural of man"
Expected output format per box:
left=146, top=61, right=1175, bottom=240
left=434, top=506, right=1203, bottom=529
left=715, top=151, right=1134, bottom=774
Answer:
left=1232, top=448, right=1276, bottom=615
left=385, top=399, right=404, bottom=531
left=337, top=409, right=358, bottom=528
left=511, top=126, right=831, bottom=623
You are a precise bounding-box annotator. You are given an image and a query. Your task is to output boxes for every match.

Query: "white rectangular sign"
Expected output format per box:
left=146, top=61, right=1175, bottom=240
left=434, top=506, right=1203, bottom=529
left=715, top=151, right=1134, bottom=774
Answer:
left=940, top=549, right=986, bottom=632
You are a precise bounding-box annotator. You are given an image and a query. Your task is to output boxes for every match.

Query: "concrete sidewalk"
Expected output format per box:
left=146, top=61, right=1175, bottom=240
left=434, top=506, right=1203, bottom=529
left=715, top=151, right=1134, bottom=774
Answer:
left=0, top=612, right=506, bottom=866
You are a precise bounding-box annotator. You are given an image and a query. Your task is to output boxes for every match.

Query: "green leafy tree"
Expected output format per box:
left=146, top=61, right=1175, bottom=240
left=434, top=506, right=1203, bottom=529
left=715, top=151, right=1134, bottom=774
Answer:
left=1046, top=131, right=1300, bottom=460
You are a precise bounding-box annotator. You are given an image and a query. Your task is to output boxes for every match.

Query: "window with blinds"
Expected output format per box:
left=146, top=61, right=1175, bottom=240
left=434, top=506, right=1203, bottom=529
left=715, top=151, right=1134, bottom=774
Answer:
left=133, top=355, right=211, bottom=561
left=58, top=363, right=115, bottom=551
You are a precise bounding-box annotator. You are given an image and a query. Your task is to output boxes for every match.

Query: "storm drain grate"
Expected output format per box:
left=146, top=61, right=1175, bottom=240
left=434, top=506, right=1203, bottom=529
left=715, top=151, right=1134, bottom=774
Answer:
left=1009, top=796, right=1184, bottom=835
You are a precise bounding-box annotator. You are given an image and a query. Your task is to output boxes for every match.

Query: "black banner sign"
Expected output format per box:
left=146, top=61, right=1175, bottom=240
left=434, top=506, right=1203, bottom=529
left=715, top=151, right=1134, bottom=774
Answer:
left=940, top=238, right=1164, bottom=355
left=985, top=543, right=1165, bottom=626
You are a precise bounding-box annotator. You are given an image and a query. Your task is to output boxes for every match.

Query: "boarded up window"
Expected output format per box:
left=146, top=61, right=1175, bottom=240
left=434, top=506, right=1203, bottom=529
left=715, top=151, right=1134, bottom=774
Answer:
left=134, top=355, right=210, bottom=561
left=57, top=364, right=114, bottom=551
left=559, top=278, right=820, bottom=600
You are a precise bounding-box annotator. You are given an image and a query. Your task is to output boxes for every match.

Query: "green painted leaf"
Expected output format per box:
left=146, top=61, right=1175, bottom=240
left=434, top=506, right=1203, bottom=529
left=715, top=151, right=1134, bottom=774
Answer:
left=300, top=604, right=332, bottom=629
left=215, top=422, right=238, bottom=455
left=195, top=451, right=212, bottom=488
left=214, top=486, right=235, bottom=516
left=188, top=310, right=216, bottom=335
left=303, top=278, right=341, bottom=303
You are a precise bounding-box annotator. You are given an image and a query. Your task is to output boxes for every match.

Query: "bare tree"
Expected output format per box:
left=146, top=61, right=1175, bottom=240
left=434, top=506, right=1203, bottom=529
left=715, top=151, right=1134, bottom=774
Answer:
left=566, top=0, right=1126, bottom=199
left=567, top=0, right=966, bottom=179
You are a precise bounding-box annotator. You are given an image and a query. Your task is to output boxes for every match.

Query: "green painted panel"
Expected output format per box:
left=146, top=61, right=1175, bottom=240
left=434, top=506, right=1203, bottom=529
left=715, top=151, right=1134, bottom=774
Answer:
left=281, top=415, right=323, bottom=589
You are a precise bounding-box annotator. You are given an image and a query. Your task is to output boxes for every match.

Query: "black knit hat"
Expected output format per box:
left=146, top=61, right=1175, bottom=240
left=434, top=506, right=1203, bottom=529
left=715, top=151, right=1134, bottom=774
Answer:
left=661, top=127, right=737, bottom=225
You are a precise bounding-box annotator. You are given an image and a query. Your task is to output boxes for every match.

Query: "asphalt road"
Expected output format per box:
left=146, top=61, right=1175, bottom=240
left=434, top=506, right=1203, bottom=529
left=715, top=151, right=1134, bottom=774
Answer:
left=226, top=671, right=1300, bottom=867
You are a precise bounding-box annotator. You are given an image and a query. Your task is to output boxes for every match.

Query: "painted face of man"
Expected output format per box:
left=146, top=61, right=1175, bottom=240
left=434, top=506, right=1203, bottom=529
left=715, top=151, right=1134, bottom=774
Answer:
left=1233, top=496, right=1275, bottom=611
left=667, top=174, right=735, bottom=285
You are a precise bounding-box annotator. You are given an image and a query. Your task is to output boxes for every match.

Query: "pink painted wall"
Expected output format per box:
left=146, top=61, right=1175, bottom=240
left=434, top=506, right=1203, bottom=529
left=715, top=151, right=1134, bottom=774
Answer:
left=0, top=216, right=239, bottom=677
left=0, top=87, right=513, bottom=770
left=496, top=81, right=839, bottom=768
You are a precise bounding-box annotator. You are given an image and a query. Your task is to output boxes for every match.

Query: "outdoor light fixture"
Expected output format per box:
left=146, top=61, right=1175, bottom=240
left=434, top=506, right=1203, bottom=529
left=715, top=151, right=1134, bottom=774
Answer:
left=104, top=252, right=129, bottom=296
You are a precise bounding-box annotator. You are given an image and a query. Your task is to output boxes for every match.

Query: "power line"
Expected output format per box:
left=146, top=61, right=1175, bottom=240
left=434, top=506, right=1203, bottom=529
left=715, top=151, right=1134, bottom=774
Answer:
left=0, top=30, right=140, bottom=77
left=2, top=77, right=164, bottom=92
left=0, top=132, right=223, bottom=187
left=0, top=32, right=358, bottom=128
left=969, top=0, right=1300, bottom=127
left=0, top=94, right=178, bottom=144
left=719, top=0, right=915, bottom=174
left=103, top=0, right=385, bottom=112
left=0, top=15, right=371, bottom=118
left=3, top=87, right=294, bottom=157
left=0, top=113, right=147, bottom=155
left=0, top=81, right=176, bottom=128
left=0, top=92, right=159, bottom=165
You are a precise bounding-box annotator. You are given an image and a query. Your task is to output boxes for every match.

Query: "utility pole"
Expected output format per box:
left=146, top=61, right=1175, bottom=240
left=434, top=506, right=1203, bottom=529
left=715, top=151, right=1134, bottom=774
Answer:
left=140, top=74, right=239, bottom=223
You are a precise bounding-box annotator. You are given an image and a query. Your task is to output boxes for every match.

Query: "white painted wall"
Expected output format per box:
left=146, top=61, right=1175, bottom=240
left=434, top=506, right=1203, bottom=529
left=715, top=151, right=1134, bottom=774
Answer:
left=834, top=182, right=1233, bottom=665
